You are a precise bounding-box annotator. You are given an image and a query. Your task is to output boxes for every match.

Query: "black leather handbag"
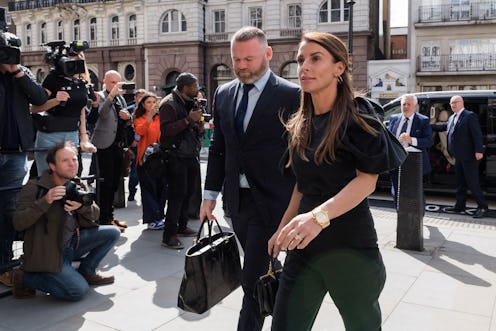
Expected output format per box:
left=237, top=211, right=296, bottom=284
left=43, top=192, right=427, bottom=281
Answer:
left=253, top=254, right=283, bottom=317
left=177, top=219, right=242, bottom=314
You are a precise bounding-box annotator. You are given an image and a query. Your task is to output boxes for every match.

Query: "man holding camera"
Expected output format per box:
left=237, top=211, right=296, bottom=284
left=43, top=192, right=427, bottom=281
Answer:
left=159, top=72, right=204, bottom=249
left=12, top=142, right=120, bottom=300
left=0, top=29, right=48, bottom=286
left=91, top=70, right=131, bottom=231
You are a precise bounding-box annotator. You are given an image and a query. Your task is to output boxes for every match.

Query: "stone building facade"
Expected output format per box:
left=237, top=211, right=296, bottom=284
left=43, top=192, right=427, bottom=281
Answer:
left=8, top=0, right=384, bottom=100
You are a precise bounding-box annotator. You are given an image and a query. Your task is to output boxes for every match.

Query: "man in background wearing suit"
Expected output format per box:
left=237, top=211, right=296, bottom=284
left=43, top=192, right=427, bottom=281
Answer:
left=388, top=94, right=432, bottom=207
left=200, top=27, right=300, bottom=331
left=441, top=95, right=487, bottom=218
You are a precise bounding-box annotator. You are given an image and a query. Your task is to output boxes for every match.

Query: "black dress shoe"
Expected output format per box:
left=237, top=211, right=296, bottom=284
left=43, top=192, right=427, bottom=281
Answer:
left=444, top=206, right=465, bottom=214
left=472, top=208, right=487, bottom=219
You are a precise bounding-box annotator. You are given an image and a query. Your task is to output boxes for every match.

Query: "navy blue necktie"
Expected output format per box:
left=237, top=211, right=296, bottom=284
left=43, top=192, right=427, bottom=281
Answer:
left=235, top=84, right=254, bottom=139
left=448, top=114, right=456, bottom=155
left=399, top=117, right=409, bottom=135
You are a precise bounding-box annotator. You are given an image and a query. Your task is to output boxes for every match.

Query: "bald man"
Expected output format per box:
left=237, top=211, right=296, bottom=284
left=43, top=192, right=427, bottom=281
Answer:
left=91, top=70, right=131, bottom=230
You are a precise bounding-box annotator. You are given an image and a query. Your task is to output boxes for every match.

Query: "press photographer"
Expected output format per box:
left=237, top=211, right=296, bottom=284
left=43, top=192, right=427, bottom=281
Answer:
left=31, top=39, right=96, bottom=176
left=12, top=141, right=120, bottom=300
left=0, top=6, right=48, bottom=286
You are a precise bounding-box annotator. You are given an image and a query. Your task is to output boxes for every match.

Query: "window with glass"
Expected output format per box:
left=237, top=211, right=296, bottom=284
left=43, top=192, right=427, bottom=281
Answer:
left=89, top=17, right=97, bottom=41
left=280, top=62, right=299, bottom=84
left=111, top=16, right=119, bottom=40
left=319, top=0, right=349, bottom=23
left=249, top=7, right=263, bottom=28
left=210, top=64, right=232, bottom=100
left=288, top=4, right=302, bottom=28
left=40, top=22, right=47, bottom=44
left=26, top=24, right=32, bottom=45
left=213, top=10, right=225, bottom=33
left=128, top=14, right=137, bottom=39
left=73, top=19, right=80, bottom=41
left=161, top=10, right=187, bottom=33
left=57, top=21, right=64, bottom=41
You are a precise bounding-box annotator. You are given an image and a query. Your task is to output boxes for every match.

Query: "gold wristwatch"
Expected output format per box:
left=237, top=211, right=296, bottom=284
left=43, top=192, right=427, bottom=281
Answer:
left=311, top=208, right=330, bottom=229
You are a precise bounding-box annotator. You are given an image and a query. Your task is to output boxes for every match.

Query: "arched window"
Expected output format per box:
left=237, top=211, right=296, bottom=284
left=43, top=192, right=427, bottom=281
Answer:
left=40, top=22, right=47, bottom=44
left=210, top=64, right=232, bottom=99
left=163, top=71, right=180, bottom=94
left=128, top=14, right=137, bottom=39
left=89, top=17, right=97, bottom=41
left=319, top=0, right=349, bottom=23
left=161, top=10, right=187, bottom=33
left=280, top=62, right=299, bottom=84
left=25, top=24, right=32, bottom=45
left=111, top=16, right=119, bottom=40
left=57, top=20, right=64, bottom=40
left=73, top=19, right=80, bottom=41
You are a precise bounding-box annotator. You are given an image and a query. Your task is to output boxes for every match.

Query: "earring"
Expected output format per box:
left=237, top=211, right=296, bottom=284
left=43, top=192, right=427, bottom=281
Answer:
left=337, top=75, right=343, bottom=84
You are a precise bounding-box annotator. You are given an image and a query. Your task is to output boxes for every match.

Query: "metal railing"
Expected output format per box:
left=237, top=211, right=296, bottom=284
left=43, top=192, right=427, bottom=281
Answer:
left=418, top=54, right=496, bottom=72
left=418, top=1, right=496, bottom=23
left=8, top=0, right=112, bottom=11
left=205, top=33, right=228, bottom=42
left=279, top=28, right=302, bottom=38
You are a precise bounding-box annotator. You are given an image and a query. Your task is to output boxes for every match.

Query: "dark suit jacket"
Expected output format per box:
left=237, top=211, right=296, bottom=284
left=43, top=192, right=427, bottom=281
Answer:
left=447, top=109, right=484, bottom=161
left=388, top=112, right=433, bottom=174
left=204, top=72, right=300, bottom=225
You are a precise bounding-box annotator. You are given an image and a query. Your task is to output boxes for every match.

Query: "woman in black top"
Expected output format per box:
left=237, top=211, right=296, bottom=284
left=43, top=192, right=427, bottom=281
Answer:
left=32, top=51, right=96, bottom=175
left=269, top=32, right=388, bottom=330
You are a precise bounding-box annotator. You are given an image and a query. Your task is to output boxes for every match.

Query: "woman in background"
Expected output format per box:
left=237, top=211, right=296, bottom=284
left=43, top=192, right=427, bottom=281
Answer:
left=133, top=93, right=168, bottom=230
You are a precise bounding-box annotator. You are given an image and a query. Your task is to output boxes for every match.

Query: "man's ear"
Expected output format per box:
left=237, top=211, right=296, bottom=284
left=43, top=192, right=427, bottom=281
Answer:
left=48, top=162, right=56, bottom=173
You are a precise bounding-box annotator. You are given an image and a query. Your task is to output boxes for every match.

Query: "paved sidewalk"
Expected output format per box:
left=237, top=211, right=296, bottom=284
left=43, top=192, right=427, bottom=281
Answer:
left=1, top=163, right=496, bottom=330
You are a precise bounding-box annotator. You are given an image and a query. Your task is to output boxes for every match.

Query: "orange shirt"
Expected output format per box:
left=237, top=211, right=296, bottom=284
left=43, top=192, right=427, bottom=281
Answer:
left=133, top=113, right=161, bottom=166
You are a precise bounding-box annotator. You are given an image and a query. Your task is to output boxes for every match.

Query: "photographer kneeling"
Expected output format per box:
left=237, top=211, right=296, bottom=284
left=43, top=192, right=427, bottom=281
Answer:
left=12, top=141, right=120, bottom=301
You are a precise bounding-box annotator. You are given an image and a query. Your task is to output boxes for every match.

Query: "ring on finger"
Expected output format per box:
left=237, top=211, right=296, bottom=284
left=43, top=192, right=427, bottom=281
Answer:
left=294, top=233, right=303, bottom=242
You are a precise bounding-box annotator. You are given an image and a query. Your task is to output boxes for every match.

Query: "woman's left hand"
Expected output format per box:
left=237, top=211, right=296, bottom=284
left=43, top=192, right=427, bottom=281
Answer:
left=80, top=140, right=97, bottom=153
left=276, top=212, right=323, bottom=250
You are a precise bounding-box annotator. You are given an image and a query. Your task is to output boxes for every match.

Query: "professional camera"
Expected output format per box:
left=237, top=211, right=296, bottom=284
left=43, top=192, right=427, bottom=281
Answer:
left=44, top=40, right=89, bottom=77
left=63, top=180, right=95, bottom=206
left=194, top=97, right=207, bottom=112
left=0, top=8, right=21, bottom=65
left=121, top=82, right=135, bottom=91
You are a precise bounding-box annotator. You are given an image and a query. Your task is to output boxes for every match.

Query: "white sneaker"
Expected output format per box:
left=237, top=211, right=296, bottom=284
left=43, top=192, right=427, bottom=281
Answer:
left=147, top=220, right=165, bottom=230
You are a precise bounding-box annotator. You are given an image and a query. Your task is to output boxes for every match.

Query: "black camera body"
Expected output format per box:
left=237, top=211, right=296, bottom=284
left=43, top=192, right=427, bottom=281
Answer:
left=63, top=180, right=95, bottom=206
left=0, top=8, right=21, bottom=65
left=121, top=82, right=135, bottom=91
left=44, top=40, right=89, bottom=77
left=194, top=97, right=207, bottom=112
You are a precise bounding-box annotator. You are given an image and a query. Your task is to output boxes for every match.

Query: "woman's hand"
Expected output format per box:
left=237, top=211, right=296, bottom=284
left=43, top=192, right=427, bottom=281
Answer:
left=268, top=230, right=282, bottom=258
left=276, top=212, right=323, bottom=250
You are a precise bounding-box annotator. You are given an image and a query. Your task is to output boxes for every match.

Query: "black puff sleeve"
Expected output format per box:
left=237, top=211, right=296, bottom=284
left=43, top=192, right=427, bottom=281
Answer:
left=341, top=117, right=391, bottom=174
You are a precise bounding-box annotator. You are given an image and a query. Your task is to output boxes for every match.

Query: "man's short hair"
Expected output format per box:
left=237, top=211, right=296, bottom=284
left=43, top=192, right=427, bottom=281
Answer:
left=231, top=26, right=268, bottom=48
left=401, top=94, right=418, bottom=105
left=176, top=72, right=198, bottom=91
left=46, top=141, right=77, bottom=166
left=135, top=88, right=147, bottom=96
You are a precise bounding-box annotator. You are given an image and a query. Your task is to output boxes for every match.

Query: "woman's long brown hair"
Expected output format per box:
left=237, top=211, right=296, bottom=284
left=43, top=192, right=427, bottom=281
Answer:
left=285, top=32, right=378, bottom=166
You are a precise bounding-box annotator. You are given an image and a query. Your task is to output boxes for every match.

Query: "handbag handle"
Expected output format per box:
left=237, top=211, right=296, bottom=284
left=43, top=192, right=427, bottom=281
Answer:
left=195, top=218, right=225, bottom=245
left=261, top=252, right=280, bottom=280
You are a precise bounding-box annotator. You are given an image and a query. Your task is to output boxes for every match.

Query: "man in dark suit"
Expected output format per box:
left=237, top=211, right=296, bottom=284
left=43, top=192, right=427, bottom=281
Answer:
left=439, top=95, right=488, bottom=218
left=200, top=27, right=300, bottom=331
left=388, top=94, right=433, bottom=207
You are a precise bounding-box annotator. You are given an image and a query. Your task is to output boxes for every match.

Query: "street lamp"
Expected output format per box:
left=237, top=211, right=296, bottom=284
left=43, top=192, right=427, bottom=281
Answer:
left=346, top=0, right=356, bottom=69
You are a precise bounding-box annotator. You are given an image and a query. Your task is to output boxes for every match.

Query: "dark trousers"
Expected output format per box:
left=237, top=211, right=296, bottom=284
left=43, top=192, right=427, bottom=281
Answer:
left=128, top=146, right=139, bottom=199
left=231, top=189, right=280, bottom=331
left=137, top=165, right=168, bottom=223
left=163, top=156, right=199, bottom=239
left=96, top=147, right=124, bottom=224
left=272, top=248, right=386, bottom=331
left=455, top=159, right=488, bottom=209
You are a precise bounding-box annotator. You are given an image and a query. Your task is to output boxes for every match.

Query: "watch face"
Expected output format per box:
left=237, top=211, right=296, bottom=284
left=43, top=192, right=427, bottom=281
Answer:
left=316, top=211, right=328, bottom=224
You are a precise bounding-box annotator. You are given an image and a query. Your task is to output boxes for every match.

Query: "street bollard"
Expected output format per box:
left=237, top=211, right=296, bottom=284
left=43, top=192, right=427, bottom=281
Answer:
left=396, top=147, right=423, bottom=251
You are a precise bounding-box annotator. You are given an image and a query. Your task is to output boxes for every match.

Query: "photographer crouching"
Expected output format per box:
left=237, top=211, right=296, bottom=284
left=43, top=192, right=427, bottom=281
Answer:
left=12, top=142, right=120, bottom=300
left=0, top=11, right=48, bottom=286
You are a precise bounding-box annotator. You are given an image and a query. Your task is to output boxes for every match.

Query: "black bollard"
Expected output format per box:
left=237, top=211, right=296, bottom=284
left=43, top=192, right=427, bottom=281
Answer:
left=396, top=148, right=424, bottom=251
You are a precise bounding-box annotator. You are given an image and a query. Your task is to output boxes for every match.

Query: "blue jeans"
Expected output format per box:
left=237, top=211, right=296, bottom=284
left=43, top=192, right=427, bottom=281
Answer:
left=24, top=225, right=120, bottom=301
left=137, top=165, right=168, bottom=223
left=0, top=153, right=27, bottom=265
left=35, top=130, right=79, bottom=175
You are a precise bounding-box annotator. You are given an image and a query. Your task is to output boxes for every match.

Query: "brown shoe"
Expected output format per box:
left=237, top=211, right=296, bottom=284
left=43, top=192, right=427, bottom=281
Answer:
left=0, top=271, right=13, bottom=287
left=110, top=220, right=126, bottom=233
left=112, top=219, right=128, bottom=228
left=81, top=272, right=115, bottom=286
left=12, top=269, right=35, bottom=299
